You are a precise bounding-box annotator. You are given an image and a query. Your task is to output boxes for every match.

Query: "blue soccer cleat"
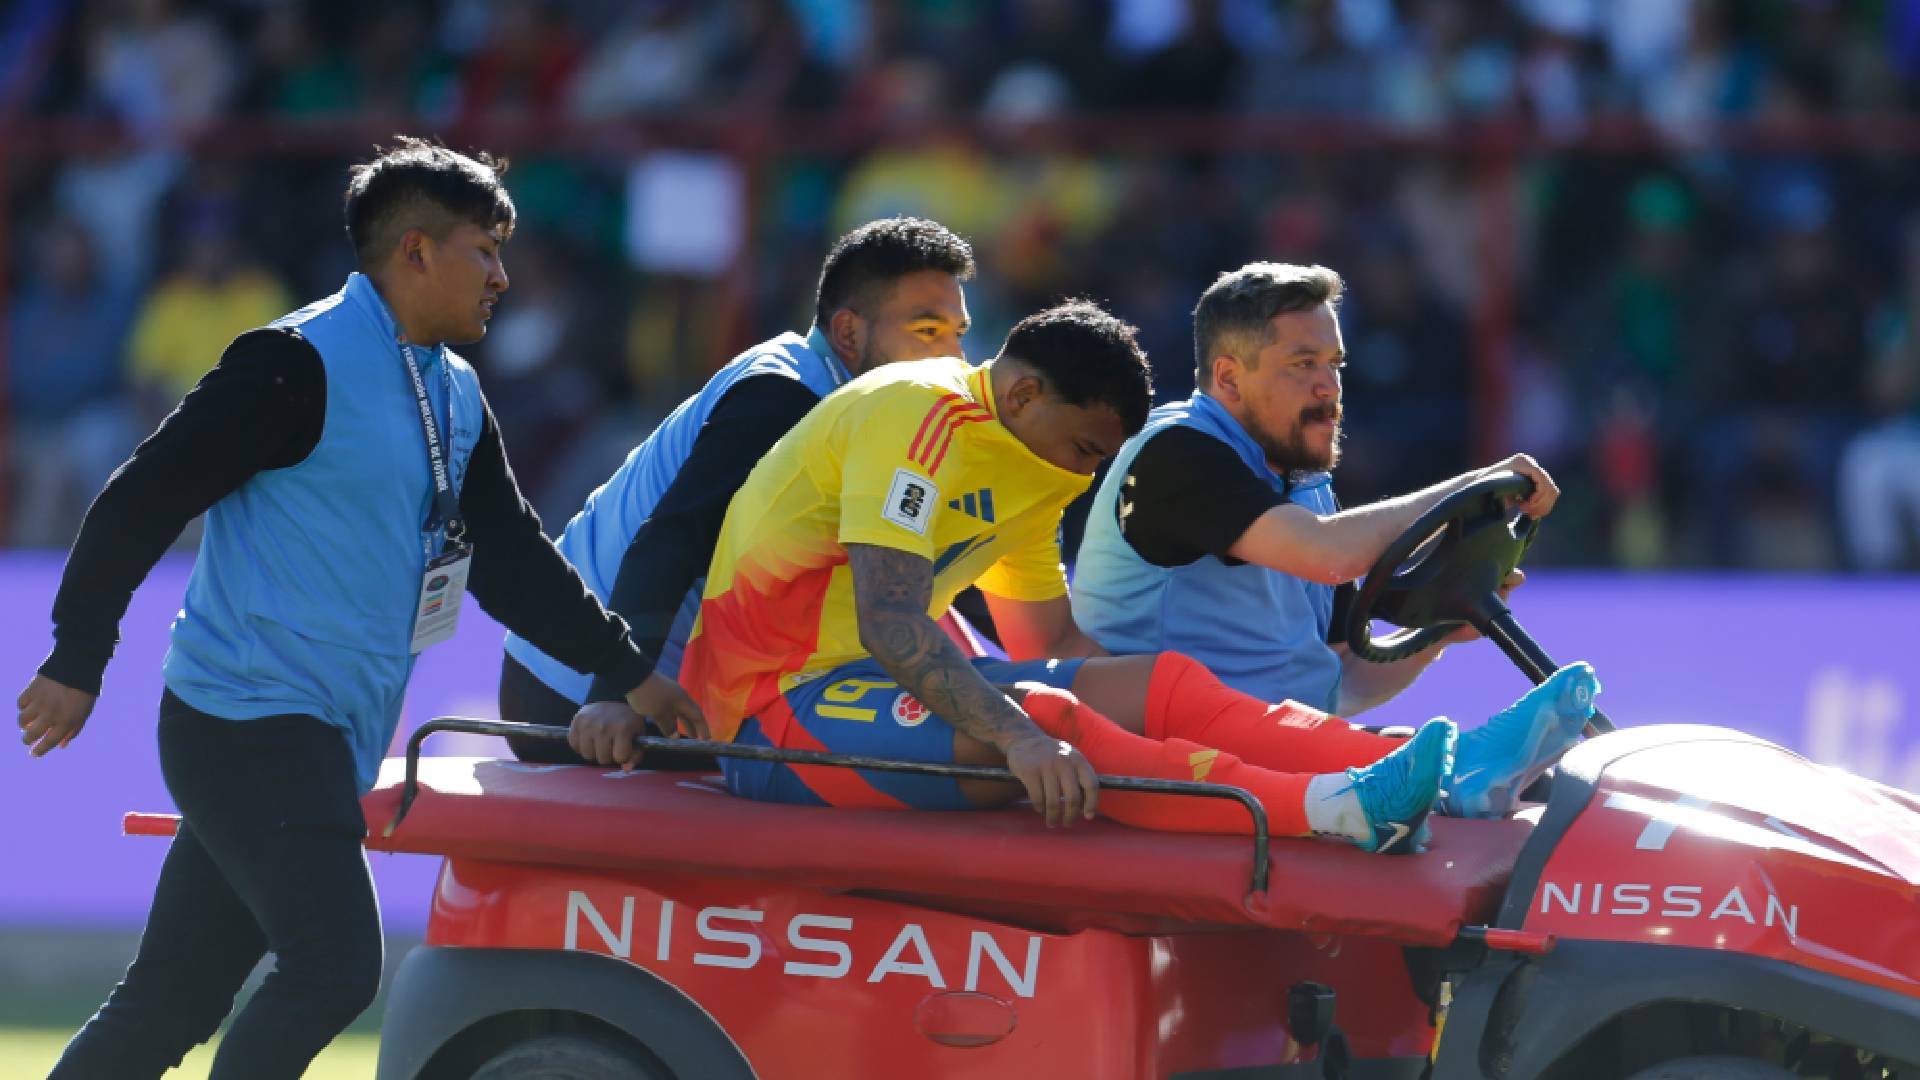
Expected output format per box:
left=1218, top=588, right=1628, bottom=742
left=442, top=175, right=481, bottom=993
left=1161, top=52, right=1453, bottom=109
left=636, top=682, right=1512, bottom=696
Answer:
left=1440, top=662, right=1601, bottom=819
left=1341, top=717, right=1457, bottom=855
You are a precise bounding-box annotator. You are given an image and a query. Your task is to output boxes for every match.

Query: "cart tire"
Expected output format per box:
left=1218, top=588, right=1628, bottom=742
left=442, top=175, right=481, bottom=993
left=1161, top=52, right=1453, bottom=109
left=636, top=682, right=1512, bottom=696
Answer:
left=1624, top=1057, right=1798, bottom=1080
left=470, top=1033, right=671, bottom=1080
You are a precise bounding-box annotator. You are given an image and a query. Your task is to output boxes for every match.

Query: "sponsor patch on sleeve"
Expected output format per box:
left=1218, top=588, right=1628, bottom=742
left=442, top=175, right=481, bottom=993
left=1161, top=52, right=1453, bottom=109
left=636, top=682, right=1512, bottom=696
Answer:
left=882, top=468, right=937, bottom=536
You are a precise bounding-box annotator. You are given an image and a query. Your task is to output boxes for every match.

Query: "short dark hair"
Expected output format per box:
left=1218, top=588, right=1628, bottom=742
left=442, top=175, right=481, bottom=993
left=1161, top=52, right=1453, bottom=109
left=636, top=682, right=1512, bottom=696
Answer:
left=1000, top=300, right=1153, bottom=434
left=1192, top=263, right=1344, bottom=388
left=815, top=217, right=975, bottom=325
left=344, top=136, right=516, bottom=265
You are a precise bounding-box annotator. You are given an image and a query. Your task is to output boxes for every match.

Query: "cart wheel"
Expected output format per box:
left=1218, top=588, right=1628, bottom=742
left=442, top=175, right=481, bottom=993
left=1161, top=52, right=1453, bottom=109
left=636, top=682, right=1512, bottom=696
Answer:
left=470, top=1033, right=672, bottom=1080
left=1624, top=1057, right=1798, bottom=1079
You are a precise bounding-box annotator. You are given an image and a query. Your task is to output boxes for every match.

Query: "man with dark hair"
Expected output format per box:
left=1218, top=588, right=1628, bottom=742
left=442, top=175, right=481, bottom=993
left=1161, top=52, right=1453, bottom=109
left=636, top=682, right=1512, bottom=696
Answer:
left=574, top=300, right=1563, bottom=856
left=501, top=216, right=977, bottom=757
left=1072, top=262, right=1598, bottom=822
left=16, top=138, right=701, bottom=1079
left=344, top=137, right=518, bottom=262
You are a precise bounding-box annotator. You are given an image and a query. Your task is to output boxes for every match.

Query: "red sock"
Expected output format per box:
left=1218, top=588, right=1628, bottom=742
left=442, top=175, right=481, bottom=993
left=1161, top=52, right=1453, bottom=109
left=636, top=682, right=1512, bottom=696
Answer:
left=1022, top=687, right=1312, bottom=836
left=1144, top=652, right=1399, bottom=773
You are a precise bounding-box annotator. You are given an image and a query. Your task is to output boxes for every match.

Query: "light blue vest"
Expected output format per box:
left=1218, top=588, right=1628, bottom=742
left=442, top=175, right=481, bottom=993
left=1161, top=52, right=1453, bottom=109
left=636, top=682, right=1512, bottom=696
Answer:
left=163, top=273, right=483, bottom=791
left=1071, top=392, right=1344, bottom=710
left=504, top=329, right=852, bottom=702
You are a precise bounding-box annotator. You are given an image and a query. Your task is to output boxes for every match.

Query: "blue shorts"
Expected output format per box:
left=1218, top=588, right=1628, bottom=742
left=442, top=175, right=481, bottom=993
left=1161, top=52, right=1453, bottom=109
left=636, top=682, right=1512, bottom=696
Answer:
left=724, top=657, right=1086, bottom=810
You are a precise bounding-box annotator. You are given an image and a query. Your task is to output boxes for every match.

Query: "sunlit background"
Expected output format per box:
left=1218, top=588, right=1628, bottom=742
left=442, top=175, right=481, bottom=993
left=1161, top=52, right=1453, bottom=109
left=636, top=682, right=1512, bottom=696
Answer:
left=3, top=0, right=1919, bottom=1074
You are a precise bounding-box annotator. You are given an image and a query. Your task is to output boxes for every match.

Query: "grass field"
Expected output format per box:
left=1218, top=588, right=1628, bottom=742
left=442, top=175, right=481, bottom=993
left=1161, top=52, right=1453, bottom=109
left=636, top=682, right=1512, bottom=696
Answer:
left=0, top=931, right=398, bottom=1079
left=0, top=1027, right=382, bottom=1077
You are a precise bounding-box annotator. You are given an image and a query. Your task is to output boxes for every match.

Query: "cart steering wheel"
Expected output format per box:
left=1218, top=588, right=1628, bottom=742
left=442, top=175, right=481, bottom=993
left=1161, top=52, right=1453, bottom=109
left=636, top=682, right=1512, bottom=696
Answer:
left=1344, top=471, right=1538, bottom=664
left=1343, top=470, right=1614, bottom=735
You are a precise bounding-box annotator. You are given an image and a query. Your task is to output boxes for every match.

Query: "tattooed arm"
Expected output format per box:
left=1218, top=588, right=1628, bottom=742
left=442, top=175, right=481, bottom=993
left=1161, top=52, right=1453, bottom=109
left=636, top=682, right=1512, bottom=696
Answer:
left=847, top=542, right=1098, bottom=825
left=848, top=543, right=1039, bottom=747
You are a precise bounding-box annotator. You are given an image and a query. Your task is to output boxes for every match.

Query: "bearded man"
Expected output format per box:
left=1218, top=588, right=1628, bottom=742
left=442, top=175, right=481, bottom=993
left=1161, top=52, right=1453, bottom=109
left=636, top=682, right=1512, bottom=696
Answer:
left=1071, top=262, right=1592, bottom=820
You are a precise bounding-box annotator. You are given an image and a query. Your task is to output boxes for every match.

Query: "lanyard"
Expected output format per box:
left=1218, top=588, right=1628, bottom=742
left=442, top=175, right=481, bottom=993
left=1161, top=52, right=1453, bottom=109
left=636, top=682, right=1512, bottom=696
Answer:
left=399, top=342, right=466, bottom=553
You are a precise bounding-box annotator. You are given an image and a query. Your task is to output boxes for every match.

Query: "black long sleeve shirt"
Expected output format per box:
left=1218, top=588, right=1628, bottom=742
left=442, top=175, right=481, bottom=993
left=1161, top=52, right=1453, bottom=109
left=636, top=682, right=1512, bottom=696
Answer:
left=40, top=326, right=653, bottom=696
left=582, top=373, right=822, bottom=704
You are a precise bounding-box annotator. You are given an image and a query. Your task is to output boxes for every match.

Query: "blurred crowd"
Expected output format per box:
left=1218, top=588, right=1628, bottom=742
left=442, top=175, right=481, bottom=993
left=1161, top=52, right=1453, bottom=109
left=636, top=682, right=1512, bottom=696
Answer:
left=7, top=0, right=1920, bottom=570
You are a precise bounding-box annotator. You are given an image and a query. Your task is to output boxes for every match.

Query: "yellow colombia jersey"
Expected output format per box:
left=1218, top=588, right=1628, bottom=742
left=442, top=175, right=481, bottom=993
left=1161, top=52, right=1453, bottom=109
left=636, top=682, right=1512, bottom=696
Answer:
left=679, top=356, right=1093, bottom=741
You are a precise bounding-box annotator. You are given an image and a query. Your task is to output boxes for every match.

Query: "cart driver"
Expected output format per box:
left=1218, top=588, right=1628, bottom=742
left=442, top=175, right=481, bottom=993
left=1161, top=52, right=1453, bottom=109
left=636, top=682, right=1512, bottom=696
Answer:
left=1071, top=262, right=1596, bottom=818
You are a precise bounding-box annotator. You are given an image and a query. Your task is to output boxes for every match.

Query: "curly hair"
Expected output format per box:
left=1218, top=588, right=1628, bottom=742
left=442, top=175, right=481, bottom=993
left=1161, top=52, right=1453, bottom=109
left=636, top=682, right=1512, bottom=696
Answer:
left=1001, top=299, right=1153, bottom=434
left=343, top=136, right=516, bottom=265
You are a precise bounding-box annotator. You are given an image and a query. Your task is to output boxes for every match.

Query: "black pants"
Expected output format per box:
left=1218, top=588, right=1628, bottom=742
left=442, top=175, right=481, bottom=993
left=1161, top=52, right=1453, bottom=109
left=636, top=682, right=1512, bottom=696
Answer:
left=50, top=692, right=382, bottom=1080
left=499, top=653, right=714, bottom=771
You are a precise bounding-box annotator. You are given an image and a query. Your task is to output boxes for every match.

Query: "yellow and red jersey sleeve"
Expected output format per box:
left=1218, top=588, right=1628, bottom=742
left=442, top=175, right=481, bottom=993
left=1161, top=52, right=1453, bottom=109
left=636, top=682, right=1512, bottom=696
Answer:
left=835, top=382, right=991, bottom=556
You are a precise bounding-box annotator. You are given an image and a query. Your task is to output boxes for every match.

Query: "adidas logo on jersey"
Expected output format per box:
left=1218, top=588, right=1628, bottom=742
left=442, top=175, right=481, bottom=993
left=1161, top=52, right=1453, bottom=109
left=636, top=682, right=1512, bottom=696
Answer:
left=945, top=489, right=996, bottom=523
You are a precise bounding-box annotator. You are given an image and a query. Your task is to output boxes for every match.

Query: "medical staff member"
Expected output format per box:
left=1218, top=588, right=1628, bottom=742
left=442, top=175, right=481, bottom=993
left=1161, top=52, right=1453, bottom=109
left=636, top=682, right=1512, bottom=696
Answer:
left=16, top=137, right=702, bottom=1080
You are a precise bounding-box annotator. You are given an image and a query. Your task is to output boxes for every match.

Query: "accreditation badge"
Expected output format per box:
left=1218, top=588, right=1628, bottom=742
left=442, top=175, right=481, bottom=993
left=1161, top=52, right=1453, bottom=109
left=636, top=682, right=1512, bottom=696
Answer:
left=410, top=546, right=472, bottom=653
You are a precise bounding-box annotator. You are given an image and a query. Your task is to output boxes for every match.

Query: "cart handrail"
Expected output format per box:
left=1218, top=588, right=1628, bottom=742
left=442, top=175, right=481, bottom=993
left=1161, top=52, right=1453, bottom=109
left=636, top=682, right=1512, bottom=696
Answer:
left=391, top=716, right=1272, bottom=895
